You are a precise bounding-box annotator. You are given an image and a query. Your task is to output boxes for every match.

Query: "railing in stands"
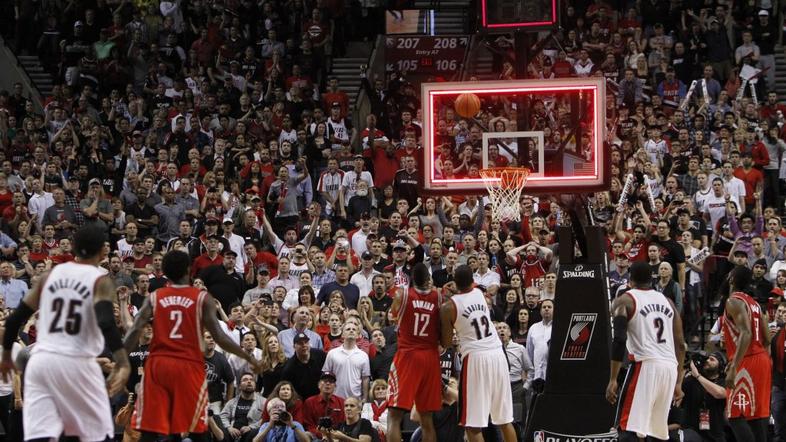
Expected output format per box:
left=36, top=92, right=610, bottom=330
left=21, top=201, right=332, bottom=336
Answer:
left=460, top=34, right=482, bottom=81
left=352, top=34, right=384, bottom=152
left=0, top=36, right=44, bottom=113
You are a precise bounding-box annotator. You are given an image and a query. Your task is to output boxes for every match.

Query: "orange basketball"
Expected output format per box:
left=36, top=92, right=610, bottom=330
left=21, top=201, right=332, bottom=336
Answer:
left=454, top=93, right=481, bottom=118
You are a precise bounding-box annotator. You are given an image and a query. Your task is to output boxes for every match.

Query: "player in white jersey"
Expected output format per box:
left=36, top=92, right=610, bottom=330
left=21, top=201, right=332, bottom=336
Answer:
left=440, top=265, right=517, bottom=442
left=607, top=262, right=685, bottom=442
left=0, top=225, right=130, bottom=441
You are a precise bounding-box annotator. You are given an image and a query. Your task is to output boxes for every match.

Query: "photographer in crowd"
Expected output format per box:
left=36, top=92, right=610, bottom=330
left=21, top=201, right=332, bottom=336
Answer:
left=319, top=397, right=377, bottom=442
left=253, top=398, right=310, bottom=442
left=680, top=352, right=728, bottom=442
left=220, top=373, right=267, bottom=441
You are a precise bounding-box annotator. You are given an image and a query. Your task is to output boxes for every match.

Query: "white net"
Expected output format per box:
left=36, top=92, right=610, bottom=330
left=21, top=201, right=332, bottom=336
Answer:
left=479, top=168, right=530, bottom=223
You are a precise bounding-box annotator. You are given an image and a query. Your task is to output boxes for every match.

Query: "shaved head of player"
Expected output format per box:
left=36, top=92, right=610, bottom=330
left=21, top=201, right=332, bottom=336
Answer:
left=629, top=261, right=653, bottom=289
left=453, top=265, right=474, bottom=292
left=412, top=262, right=430, bottom=290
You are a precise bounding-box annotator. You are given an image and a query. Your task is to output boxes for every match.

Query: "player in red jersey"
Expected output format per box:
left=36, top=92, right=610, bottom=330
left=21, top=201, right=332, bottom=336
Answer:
left=124, top=250, right=262, bottom=440
left=386, top=263, right=442, bottom=442
left=723, top=267, right=773, bottom=442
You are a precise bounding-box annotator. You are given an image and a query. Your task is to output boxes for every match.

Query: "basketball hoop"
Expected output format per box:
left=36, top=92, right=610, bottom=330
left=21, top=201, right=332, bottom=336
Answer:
left=479, top=167, right=531, bottom=223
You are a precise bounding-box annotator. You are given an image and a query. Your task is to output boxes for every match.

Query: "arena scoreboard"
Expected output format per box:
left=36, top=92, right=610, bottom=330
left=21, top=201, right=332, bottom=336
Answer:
left=481, top=0, right=558, bottom=31
left=385, top=36, right=469, bottom=76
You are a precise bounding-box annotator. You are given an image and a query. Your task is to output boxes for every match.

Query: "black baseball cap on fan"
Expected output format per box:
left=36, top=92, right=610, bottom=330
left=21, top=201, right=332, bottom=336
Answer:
left=73, top=225, right=106, bottom=259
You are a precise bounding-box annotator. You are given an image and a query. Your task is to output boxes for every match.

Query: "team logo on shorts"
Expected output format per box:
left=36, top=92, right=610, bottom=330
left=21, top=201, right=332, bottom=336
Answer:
left=560, top=313, right=597, bottom=360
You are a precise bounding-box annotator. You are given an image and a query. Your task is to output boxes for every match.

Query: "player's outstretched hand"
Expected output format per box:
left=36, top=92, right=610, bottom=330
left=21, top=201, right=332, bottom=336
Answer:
left=106, top=363, right=130, bottom=397
left=0, top=350, right=14, bottom=382
left=605, top=379, right=618, bottom=405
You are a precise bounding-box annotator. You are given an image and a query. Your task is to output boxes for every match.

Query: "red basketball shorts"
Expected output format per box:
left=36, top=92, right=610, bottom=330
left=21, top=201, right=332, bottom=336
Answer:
left=387, top=349, right=442, bottom=412
left=727, top=351, right=772, bottom=420
left=133, top=356, right=208, bottom=434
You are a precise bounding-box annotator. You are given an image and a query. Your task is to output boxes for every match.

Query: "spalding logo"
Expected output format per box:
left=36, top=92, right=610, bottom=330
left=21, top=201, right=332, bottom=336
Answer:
left=561, top=264, right=595, bottom=279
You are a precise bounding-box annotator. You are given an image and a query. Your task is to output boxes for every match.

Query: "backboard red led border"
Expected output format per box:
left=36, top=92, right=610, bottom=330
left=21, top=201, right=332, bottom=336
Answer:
left=480, top=0, right=558, bottom=30
left=421, top=78, right=608, bottom=196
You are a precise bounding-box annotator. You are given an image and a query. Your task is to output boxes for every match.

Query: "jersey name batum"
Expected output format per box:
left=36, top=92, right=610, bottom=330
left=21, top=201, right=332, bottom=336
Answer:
left=625, top=288, right=677, bottom=364
left=451, top=288, right=502, bottom=355
left=34, top=262, right=107, bottom=358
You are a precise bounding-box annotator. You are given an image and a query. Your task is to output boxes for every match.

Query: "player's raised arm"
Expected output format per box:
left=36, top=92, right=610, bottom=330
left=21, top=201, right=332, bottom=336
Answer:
left=606, top=292, right=633, bottom=405
left=724, top=296, right=752, bottom=388
left=440, top=300, right=456, bottom=349
left=94, top=275, right=131, bottom=396
left=0, top=271, right=47, bottom=381
left=202, top=292, right=262, bottom=372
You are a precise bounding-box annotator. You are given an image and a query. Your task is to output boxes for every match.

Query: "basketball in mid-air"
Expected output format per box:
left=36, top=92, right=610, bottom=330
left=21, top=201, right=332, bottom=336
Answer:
left=454, top=93, right=481, bottom=118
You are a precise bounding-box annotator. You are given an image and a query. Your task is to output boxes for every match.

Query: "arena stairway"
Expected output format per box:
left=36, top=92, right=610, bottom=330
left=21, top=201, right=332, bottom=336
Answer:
left=775, top=45, right=786, bottom=97
left=413, top=0, right=470, bottom=34
left=469, top=43, right=496, bottom=80
left=17, top=55, right=54, bottom=97
left=0, top=37, right=45, bottom=111
left=331, top=56, right=366, bottom=107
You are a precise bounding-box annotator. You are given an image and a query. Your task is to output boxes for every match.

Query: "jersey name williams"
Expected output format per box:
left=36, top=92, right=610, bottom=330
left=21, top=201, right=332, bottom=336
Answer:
left=48, top=278, right=91, bottom=299
left=461, top=303, right=488, bottom=318
left=639, top=302, right=673, bottom=318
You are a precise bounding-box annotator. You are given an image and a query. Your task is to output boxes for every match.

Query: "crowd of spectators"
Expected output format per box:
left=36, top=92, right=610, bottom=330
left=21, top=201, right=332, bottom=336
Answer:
left=0, top=0, right=786, bottom=440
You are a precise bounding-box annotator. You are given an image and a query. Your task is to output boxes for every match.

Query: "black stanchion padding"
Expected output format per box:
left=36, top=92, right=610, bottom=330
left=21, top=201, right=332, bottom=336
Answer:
left=524, top=226, right=617, bottom=441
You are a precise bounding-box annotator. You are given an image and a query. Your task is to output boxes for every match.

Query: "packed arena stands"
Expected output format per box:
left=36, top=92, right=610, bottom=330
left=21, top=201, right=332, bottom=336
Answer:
left=0, top=0, right=785, bottom=439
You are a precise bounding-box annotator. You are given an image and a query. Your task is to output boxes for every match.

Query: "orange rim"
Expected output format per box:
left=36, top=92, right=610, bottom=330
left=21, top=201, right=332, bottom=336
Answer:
left=478, top=167, right=530, bottom=189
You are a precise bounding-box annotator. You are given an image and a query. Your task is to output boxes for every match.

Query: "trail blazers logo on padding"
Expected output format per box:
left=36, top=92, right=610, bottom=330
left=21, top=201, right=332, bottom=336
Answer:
left=560, top=313, right=598, bottom=360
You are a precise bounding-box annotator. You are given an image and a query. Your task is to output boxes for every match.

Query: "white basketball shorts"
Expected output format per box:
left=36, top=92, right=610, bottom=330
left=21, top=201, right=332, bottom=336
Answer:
left=459, top=347, right=514, bottom=428
left=616, top=358, right=678, bottom=440
left=24, top=351, right=114, bottom=441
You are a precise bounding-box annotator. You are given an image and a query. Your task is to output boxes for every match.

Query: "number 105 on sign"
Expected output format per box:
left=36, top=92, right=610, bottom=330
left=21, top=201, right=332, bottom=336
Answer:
left=395, top=59, right=458, bottom=72
left=386, top=35, right=468, bottom=75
